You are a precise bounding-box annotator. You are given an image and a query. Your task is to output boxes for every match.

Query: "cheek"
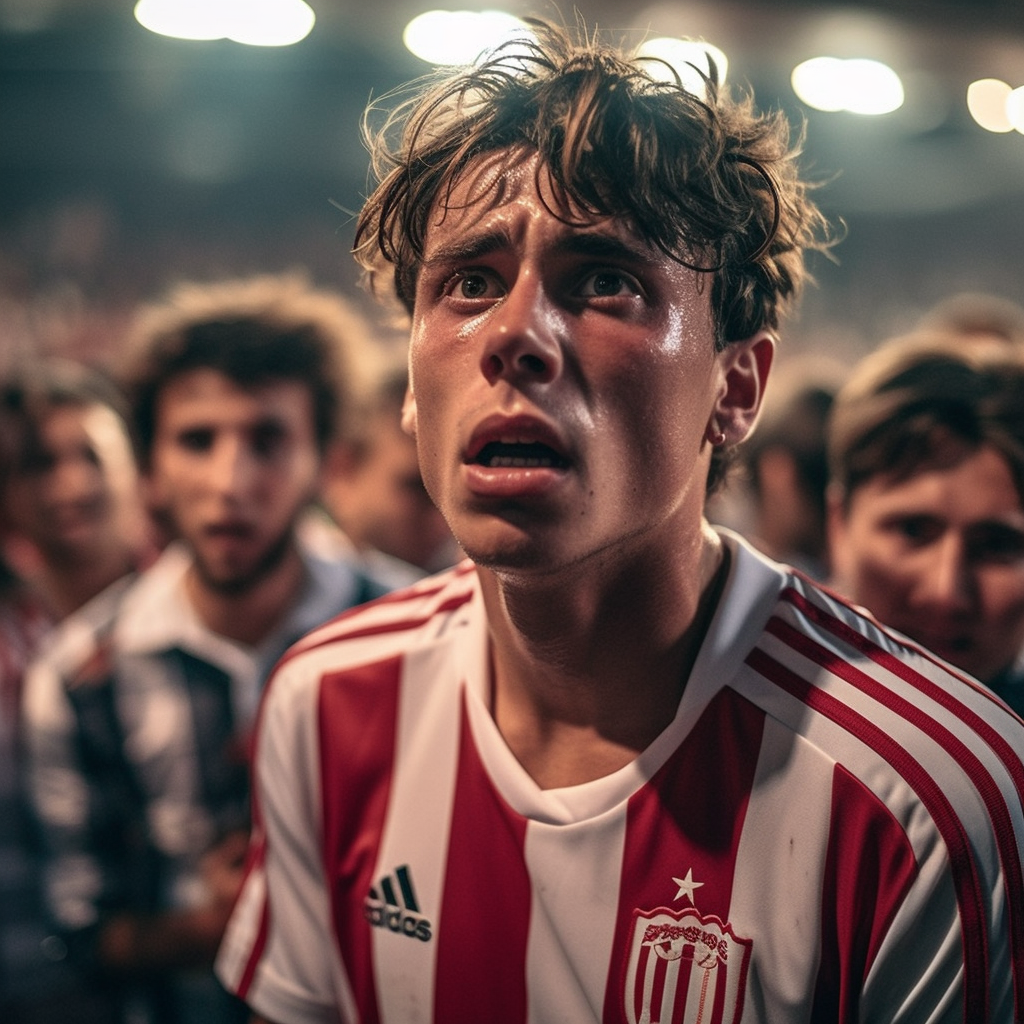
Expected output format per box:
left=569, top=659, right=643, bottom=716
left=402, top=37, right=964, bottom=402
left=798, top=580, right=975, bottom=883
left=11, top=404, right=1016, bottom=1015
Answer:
left=840, top=529, right=915, bottom=611
left=983, top=570, right=1024, bottom=627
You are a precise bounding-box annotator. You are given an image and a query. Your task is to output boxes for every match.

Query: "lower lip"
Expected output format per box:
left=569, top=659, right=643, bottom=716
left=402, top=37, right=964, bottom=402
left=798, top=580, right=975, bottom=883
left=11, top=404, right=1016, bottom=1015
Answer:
left=463, top=463, right=568, bottom=499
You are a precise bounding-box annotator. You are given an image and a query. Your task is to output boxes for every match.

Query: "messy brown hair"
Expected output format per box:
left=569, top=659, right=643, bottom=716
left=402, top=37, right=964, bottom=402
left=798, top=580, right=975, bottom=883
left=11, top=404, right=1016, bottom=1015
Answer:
left=354, top=18, right=832, bottom=348
left=123, top=273, right=374, bottom=468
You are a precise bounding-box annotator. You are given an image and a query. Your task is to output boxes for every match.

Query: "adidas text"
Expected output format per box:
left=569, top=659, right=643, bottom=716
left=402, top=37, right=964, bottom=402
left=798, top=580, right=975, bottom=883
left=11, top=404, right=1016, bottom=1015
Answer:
left=364, top=902, right=432, bottom=942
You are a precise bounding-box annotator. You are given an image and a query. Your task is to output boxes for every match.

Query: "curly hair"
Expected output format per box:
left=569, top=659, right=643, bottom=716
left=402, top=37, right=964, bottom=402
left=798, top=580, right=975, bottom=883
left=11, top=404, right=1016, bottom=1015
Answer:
left=354, top=18, right=832, bottom=347
left=123, top=273, right=373, bottom=467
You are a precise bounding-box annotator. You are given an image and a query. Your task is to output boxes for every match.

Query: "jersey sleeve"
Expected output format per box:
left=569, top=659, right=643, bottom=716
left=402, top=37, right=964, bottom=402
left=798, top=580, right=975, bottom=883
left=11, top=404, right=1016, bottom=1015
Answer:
left=216, top=655, right=355, bottom=1024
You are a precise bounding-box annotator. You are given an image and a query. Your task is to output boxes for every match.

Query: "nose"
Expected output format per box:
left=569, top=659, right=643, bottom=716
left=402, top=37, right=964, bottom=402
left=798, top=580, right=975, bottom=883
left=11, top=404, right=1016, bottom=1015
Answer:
left=915, top=534, right=974, bottom=614
left=207, top=433, right=257, bottom=499
left=479, top=273, right=563, bottom=386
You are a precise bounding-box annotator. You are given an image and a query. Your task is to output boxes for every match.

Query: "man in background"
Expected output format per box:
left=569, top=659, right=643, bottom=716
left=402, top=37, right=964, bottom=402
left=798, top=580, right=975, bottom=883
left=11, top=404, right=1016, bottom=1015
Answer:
left=1, top=359, right=155, bottom=620
left=1, top=358, right=154, bottom=1024
left=318, top=355, right=459, bottom=587
left=24, top=274, right=392, bottom=1024
left=714, top=354, right=845, bottom=579
left=827, top=329, right=1024, bottom=714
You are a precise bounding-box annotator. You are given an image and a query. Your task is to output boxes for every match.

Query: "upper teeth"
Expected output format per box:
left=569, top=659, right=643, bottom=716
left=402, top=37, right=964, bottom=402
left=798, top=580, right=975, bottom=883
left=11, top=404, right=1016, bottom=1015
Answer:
left=488, top=455, right=554, bottom=468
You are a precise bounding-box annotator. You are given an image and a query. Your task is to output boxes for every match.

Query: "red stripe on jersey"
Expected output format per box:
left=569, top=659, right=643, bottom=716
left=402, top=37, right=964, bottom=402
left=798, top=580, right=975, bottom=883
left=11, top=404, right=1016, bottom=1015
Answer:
left=746, top=641, right=989, bottom=1021
left=319, top=656, right=404, bottom=1024
left=234, top=836, right=270, bottom=998
left=288, top=590, right=477, bottom=661
left=779, top=588, right=1024, bottom=1014
left=603, top=687, right=765, bottom=1023
left=811, top=764, right=918, bottom=1021
left=434, top=694, right=531, bottom=1024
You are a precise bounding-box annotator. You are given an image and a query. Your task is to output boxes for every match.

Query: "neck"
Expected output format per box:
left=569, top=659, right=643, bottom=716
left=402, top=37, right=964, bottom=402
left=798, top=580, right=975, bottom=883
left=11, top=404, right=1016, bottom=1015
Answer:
left=184, top=544, right=306, bottom=647
left=479, top=522, right=728, bottom=788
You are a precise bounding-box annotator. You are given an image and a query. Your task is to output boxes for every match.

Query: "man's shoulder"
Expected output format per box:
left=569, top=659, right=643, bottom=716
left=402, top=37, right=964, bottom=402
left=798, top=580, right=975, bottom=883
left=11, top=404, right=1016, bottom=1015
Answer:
left=258, top=561, right=478, bottom=710
left=284, top=561, right=480, bottom=670
left=742, top=566, right=1024, bottom=778
left=28, top=572, right=139, bottom=689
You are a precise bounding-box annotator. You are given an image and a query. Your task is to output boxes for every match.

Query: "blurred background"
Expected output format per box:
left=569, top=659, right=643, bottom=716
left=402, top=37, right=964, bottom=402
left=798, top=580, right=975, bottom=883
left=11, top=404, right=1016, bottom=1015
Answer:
left=1, top=0, right=1022, bottom=369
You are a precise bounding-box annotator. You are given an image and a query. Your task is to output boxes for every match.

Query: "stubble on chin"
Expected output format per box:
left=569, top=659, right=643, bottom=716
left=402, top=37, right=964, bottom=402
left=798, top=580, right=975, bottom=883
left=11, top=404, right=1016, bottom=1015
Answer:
left=191, top=527, right=297, bottom=597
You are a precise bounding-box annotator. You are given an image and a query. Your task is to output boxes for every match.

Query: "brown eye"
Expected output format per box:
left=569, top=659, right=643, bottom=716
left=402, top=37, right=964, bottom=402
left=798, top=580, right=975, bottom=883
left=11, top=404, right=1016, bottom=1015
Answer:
left=577, top=269, right=639, bottom=298
left=459, top=274, right=490, bottom=298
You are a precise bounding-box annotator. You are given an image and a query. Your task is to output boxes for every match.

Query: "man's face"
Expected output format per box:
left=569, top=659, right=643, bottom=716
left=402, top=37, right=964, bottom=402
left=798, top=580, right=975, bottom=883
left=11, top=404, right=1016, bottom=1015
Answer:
left=148, top=368, right=322, bottom=593
left=325, top=410, right=456, bottom=571
left=5, top=402, right=141, bottom=564
left=404, top=151, right=768, bottom=575
left=829, top=445, right=1024, bottom=684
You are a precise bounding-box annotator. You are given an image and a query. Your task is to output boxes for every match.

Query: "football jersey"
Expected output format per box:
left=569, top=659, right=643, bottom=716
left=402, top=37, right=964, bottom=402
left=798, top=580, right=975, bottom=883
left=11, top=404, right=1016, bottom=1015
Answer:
left=216, top=530, right=1024, bottom=1024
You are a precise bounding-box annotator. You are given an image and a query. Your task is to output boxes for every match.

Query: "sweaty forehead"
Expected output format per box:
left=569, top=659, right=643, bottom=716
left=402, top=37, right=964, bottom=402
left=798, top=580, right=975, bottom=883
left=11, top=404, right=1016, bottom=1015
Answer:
left=431, top=150, right=603, bottom=233
left=422, top=149, right=652, bottom=262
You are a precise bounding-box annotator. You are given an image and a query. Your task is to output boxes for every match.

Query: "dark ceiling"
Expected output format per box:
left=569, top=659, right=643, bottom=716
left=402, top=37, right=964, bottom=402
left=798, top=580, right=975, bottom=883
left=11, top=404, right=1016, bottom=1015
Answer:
left=1, top=0, right=1022, bottom=363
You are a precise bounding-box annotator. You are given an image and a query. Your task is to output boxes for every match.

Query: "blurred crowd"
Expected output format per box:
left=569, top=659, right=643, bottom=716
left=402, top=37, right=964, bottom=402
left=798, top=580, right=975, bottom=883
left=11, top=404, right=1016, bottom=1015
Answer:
left=2, top=269, right=1023, bottom=1023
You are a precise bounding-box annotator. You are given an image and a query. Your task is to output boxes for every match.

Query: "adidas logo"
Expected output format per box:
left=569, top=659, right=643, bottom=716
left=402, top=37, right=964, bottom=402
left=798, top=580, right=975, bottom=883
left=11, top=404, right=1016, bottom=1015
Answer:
left=364, top=864, right=433, bottom=942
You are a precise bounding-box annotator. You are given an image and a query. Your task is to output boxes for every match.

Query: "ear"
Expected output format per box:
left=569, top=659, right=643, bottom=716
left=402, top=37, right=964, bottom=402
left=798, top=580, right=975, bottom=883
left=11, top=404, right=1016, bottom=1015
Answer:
left=709, top=331, right=775, bottom=447
left=400, top=384, right=418, bottom=438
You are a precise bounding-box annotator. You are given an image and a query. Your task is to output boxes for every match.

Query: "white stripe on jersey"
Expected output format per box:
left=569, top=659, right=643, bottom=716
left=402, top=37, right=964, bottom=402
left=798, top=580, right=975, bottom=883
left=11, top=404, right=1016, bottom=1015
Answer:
left=522, top=811, right=628, bottom=1020
left=370, top=642, right=468, bottom=1024
left=727, top=715, right=835, bottom=1017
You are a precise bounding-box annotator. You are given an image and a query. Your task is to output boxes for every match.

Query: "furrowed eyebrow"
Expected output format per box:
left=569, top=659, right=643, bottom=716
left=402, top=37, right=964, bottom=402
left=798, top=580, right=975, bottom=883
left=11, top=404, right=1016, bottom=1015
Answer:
left=422, top=229, right=512, bottom=270
left=421, top=227, right=658, bottom=270
left=552, top=232, right=659, bottom=266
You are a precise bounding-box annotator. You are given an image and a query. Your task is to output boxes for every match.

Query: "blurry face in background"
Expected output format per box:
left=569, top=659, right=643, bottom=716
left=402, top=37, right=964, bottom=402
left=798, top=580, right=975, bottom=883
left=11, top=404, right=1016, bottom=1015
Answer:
left=322, top=408, right=457, bottom=571
left=4, top=401, right=144, bottom=565
left=147, top=368, right=322, bottom=594
left=829, top=444, right=1024, bottom=684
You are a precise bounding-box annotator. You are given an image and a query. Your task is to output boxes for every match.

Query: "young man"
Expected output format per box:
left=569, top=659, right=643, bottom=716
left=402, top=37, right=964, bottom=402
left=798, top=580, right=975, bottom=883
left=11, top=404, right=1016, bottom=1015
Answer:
left=23, top=274, right=392, bottom=1024
left=217, top=23, right=1024, bottom=1024
left=826, top=330, right=1024, bottom=715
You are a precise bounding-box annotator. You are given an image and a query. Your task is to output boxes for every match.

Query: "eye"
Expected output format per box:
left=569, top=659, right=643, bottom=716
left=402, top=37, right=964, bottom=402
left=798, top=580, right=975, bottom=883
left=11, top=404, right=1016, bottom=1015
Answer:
left=460, top=274, right=490, bottom=299
left=884, top=514, right=943, bottom=547
left=20, top=448, right=56, bottom=475
left=966, top=524, right=1024, bottom=564
left=251, top=421, right=288, bottom=459
left=445, top=270, right=504, bottom=302
left=577, top=269, right=641, bottom=298
left=177, top=428, right=214, bottom=453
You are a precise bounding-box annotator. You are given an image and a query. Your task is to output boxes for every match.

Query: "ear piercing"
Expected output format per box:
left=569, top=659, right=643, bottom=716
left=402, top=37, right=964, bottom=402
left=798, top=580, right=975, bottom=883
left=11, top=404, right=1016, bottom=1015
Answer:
left=705, top=422, right=726, bottom=447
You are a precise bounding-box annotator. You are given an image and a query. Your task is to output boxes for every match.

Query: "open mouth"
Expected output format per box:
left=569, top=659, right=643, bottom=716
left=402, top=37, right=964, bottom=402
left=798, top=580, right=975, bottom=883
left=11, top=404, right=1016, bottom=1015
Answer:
left=472, top=441, right=569, bottom=469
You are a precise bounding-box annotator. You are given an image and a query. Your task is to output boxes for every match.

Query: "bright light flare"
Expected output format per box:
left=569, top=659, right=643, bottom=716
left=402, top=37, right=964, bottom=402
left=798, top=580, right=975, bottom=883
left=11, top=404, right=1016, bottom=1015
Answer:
left=966, top=78, right=1014, bottom=132
left=1009, top=86, right=1024, bottom=134
left=634, top=37, right=728, bottom=96
left=133, top=0, right=315, bottom=47
left=403, top=10, right=531, bottom=66
left=792, top=55, right=904, bottom=115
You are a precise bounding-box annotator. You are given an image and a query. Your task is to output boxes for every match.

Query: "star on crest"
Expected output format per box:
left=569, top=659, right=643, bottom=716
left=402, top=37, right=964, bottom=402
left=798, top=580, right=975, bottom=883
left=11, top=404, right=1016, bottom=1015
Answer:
left=672, top=868, right=704, bottom=905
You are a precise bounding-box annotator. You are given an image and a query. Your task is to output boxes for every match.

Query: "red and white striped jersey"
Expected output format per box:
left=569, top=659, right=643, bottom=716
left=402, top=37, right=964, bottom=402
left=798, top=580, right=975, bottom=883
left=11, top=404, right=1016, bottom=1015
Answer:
left=216, top=531, right=1024, bottom=1024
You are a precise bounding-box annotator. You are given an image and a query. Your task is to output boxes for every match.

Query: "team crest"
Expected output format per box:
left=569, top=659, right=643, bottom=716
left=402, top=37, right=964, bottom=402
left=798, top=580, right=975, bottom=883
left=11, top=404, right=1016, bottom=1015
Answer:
left=623, top=906, right=751, bottom=1024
